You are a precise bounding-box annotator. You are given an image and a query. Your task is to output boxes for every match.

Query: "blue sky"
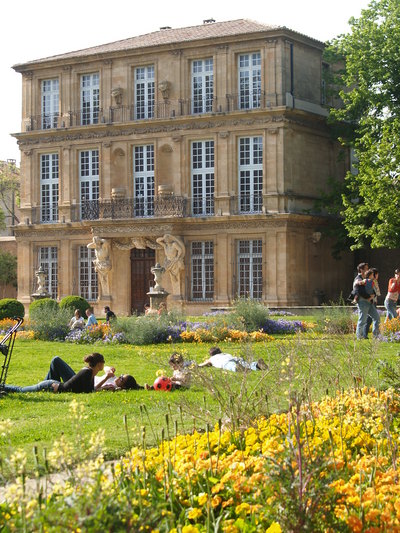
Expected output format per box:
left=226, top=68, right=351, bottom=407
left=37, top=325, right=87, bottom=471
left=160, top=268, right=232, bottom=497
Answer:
left=0, top=0, right=370, bottom=164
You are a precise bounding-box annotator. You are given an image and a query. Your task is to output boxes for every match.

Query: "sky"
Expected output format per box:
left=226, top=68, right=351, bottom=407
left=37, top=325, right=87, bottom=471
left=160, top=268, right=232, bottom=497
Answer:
left=1, top=0, right=371, bottom=164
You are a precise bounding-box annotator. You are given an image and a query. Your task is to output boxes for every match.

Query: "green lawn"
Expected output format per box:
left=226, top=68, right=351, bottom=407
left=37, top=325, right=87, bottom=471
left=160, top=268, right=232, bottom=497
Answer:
left=1, top=332, right=398, bottom=478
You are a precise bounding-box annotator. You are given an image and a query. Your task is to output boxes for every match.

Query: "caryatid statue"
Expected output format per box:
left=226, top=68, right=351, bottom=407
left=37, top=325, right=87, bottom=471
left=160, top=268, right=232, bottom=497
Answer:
left=156, top=234, right=185, bottom=293
left=87, top=236, right=112, bottom=297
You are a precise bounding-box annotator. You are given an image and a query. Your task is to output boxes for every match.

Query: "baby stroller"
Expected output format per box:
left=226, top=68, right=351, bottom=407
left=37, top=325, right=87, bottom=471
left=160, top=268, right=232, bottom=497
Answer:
left=0, top=317, right=24, bottom=388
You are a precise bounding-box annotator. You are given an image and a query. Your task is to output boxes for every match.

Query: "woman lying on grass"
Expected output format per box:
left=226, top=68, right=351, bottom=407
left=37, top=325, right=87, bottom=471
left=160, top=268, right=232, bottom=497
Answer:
left=1, top=355, right=147, bottom=394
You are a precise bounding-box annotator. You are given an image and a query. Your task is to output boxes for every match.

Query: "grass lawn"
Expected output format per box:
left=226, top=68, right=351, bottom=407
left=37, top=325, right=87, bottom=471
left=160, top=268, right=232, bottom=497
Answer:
left=1, top=330, right=399, bottom=477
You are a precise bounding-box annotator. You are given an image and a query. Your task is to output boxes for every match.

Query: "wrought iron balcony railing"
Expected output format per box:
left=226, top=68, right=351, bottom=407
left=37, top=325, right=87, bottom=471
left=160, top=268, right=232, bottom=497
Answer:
left=71, top=196, right=189, bottom=221
left=24, top=92, right=277, bottom=131
left=25, top=194, right=267, bottom=225
left=230, top=194, right=263, bottom=215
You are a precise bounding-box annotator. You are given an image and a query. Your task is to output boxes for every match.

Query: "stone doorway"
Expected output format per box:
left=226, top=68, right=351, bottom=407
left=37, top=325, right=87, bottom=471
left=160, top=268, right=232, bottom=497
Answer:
left=130, top=248, right=156, bottom=314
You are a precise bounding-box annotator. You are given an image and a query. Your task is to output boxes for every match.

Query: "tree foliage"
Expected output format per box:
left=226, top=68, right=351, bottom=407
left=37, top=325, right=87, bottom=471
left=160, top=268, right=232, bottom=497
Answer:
left=0, top=160, right=20, bottom=226
left=0, top=250, right=17, bottom=298
left=326, top=0, right=400, bottom=249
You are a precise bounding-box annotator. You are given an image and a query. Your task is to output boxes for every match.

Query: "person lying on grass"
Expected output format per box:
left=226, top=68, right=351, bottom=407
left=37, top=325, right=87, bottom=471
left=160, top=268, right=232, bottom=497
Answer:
left=198, top=346, right=268, bottom=372
left=1, top=355, right=148, bottom=393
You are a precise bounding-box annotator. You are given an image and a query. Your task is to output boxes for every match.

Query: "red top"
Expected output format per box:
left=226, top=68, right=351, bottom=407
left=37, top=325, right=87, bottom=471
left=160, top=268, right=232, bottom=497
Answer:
left=387, top=277, right=400, bottom=297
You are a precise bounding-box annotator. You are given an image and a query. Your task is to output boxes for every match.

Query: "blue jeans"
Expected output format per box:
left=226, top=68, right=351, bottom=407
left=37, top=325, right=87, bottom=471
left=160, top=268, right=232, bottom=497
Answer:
left=223, top=359, right=259, bottom=372
left=2, top=357, right=75, bottom=393
left=45, top=357, right=75, bottom=382
left=3, top=379, right=58, bottom=393
left=384, top=297, right=397, bottom=321
left=356, top=298, right=380, bottom=339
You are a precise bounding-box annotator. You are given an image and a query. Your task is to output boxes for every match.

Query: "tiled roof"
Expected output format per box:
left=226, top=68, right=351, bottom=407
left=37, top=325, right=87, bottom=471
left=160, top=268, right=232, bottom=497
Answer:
left=14, top=19, right=319, bottom=68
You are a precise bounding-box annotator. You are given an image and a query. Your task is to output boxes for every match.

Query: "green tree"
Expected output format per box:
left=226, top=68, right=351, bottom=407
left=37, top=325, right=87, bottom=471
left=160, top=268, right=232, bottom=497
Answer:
left=0, top=250, right=17, bottom=298
left=0, top=160, right=20, bottom=227
left=326, top=0, right=400, bottom=249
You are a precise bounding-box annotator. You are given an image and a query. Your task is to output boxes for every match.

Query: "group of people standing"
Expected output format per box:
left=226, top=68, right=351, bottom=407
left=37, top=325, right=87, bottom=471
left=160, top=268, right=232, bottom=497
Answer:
left=353, top=262, right=400, bottom=339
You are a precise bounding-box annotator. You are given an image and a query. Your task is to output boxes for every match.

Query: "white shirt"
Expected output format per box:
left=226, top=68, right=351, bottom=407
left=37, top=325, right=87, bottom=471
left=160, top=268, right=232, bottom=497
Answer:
left=208, top=353, right=236, bottom=369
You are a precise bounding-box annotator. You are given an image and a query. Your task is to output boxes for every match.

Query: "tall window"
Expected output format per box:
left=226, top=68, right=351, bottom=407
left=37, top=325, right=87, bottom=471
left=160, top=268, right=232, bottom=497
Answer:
left=191, top=140, right=214, bottom=216
left=237, top=239, right=262, bottom=299
left=80, top=150, right=99, bottom=219
left=191, top=241, right=214, bottom=301
left=133, top=145, right=154, bottom=217
left=238, top=137, right=263, bottom=213
left=41, top=79, right=59, bottom=129
left=81, top=73, right=99, bottom=125
left=192, top=58, right=214, bottom=114
left=38, top=246, right=58, bottom=299
left=238, top=52, right=261, bottom=110
left=78, top=246, right=98, bottom=301
left=40, top=154, right=59, bottom=223
left=135, top=66, right=155, bottom=120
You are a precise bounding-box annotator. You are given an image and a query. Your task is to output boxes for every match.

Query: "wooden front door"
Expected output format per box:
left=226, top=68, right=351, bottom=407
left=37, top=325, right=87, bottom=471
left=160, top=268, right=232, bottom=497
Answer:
left=130, top=248, right=156, bottom=314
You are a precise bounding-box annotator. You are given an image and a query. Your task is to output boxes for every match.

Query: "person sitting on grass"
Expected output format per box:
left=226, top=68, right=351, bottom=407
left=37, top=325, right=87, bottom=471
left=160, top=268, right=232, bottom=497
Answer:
left=69, top=309, right=85, bottom=330
left=198, top=346, right=268, bottom=372
left=1, top=355, right=148, bottom=394
left=168, top=352, right=194, bottom=389
left=85, top=307, right=98, bottom=327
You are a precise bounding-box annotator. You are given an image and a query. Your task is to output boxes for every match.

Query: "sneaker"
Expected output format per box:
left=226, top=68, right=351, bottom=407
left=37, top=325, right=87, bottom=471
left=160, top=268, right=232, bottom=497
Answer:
left=256, top=358, right=268, bottom=371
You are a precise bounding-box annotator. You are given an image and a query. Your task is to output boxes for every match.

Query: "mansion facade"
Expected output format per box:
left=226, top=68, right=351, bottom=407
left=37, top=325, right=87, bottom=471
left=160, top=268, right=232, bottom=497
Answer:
left=13, top=19, right=352, bottom=315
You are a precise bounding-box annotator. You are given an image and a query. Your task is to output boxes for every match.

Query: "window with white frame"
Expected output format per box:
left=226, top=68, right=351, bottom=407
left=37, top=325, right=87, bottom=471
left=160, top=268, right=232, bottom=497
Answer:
left=133, top=145, right=154, bottom=217
left=38, top=246, right=58, bottom=299
left=191, top=140, right=214, bottom=216
left=237, top=239, right=262, bottom=300
left=80, top=150, right=99, bottom=219
left=41, top=79, right=59, bottom=129
left=191, top=241, right=214, bottom=301
left=40, top=154, right=59, bottom=223
left=238, top=136, right=263, bottom=213
left=192, top=58, right=214, bottom=114
left=81, top=73, right=99, bottom=125
left=134, top=66, right=155, bottom=120
left=238, top=52, right=261, bottom=110
left=78, top=246, right=98, bottom=301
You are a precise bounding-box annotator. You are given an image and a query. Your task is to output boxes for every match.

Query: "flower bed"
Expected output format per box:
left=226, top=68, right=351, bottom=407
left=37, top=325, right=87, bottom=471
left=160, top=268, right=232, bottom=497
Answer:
left=2, top=388, right=400, bottom=531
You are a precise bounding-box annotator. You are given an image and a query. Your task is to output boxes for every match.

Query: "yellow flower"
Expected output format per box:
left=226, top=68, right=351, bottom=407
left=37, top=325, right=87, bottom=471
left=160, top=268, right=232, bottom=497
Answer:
left=266, top=524, right=282, bottom=533
left=235, top=502, right=251, bottom=515
left=197, top=492, right=208, bottom=506
left=188, top=507, right=203, bottom=520
left=182, top=526, right=200, bottom=533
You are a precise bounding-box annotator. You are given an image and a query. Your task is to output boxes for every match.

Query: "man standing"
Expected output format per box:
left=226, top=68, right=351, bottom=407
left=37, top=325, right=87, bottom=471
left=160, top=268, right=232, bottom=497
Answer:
left=104, top=306, right=116, bottom=324
left=353, top=263, right=380, bottom=339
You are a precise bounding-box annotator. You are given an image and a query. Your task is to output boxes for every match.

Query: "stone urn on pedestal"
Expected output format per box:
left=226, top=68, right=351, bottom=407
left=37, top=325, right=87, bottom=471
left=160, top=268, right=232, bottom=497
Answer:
left=31, top=266, right=51, bottom=300
left=146, top=263, right=169, bottom=314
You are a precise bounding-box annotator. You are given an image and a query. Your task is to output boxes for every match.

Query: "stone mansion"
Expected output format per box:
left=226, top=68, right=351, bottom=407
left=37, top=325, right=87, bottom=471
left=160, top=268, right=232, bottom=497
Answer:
left=12, top=19, right=352, bottom=315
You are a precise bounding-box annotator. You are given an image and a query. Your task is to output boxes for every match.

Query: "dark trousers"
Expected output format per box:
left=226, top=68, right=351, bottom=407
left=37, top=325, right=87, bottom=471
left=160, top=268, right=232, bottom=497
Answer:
left=45, top=356, right=75, bottom=382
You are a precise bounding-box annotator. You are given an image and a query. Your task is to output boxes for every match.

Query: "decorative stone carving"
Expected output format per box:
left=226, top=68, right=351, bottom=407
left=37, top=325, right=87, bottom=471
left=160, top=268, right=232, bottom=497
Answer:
left=31, top=266, right=50, bottom=300
left=111, top=87, right=123, bottom=106
left=87, top=236, right=112, bottom=297
left=156, top=234, right=185, bottom=292
left=113, top=237, right=159, bottom=250
left=160, top=143, right=173, bottom=153
left=158, top=81, right=171, bottom=101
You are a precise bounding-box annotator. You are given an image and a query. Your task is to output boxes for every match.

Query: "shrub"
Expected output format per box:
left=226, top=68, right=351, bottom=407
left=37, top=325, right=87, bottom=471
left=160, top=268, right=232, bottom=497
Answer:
left=113, top=312, right=185, bottom=345
left=29, top=298, right=59, bottom=320
left=230, top=298, right=270, bottom=332
left=28, top=306, right=71, bottom=341
left=314, top=304, right=356, bottom=334
left=59, top=295, right=89, bottom=317
left=0, top=298, right=25, bottom=320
